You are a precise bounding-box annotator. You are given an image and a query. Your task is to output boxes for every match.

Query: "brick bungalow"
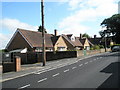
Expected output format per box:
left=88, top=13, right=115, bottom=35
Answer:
left=6, top=28, right=54, bottom=52
left=6, top=28, right=85, bottom=52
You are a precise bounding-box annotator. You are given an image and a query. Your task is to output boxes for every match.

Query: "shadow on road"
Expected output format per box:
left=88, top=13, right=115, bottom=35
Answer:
left=97, top=61, right=120, bottom=89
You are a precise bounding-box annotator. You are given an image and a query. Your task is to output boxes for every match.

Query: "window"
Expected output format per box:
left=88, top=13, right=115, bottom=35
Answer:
left=57, top=47, right=66, bottom=51
left=35, top=48, right=42, bottom=52
left=71, top=35, right=75, bottom=41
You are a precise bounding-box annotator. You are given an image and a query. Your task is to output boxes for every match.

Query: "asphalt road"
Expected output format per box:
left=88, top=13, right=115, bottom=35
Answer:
left=2, top=52, right=120, bottom=89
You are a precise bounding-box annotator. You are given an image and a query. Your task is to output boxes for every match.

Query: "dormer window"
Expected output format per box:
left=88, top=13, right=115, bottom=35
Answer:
left=71, top=35, right=75, bottom=41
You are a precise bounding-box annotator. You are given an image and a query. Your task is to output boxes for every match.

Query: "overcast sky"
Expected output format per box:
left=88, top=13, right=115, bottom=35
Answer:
left=0, top=0, right=119, bottom=49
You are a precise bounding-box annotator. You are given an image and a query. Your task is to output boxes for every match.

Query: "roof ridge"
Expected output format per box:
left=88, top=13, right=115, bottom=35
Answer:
left=17, top=28, right=52, bottom=35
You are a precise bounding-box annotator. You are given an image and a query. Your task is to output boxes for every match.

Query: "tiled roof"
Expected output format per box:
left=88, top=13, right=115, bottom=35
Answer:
left=73, top=37, right=83, bottom=47
left=79, top=38, right=94, bottom=46
left=88, top=38, right=102, bottom=45
left=18, top=28, right=53, bottom=48
left=51, top=36, right=60, bottom=46
left=79, top=38, right=86, bottom=45
left=62, top=35, right=83, bottom=47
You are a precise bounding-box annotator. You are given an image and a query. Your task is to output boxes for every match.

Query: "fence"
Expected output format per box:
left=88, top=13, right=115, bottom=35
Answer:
left=12, top=51, right=77, bottom=64
left=13, top=52, right=39, bottom=64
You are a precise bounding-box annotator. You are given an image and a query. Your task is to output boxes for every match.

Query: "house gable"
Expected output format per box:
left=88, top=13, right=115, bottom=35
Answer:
left=6, top=31, right=33, bottom=51
left=83, top=38, right=90, bottom=48
left=54, top=36, right=67, bottom=51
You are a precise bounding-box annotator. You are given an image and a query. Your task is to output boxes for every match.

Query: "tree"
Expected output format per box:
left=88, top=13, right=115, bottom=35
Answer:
left=38, top=25, right=47, bottom=33
left=100, top=14, right=120, bottom=44
left=82, top=33, right=91, bottom=38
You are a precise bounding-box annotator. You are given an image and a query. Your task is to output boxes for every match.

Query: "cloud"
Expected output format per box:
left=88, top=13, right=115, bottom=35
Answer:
left=1, top=18, right=38, bottom=32
left=0, top=18, right=38, bottom=49
left=0, top=33, right=11, bottom=49
left=68, top=0, right=83, bottom=10
left=59, top=24, right=89, bottom=36
left=58, top=0, right=118, bottom=36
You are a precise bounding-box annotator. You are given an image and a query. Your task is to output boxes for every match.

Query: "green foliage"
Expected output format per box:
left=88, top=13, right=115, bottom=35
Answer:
left=90, top=47, right=94, bottom=50
left=110, top=44, right=120, bottom=47
left=38, top=25, right=47, bottom=33
left=90, top=45, right=101, bottom=50
left=99, top=45, right=104, bottom=49
left=66, top=49, right=80, bottom=51
left=82, top=33, right=91, bottom=38
left=100, top=14, right=120, bottom=44
left=0, top=49, right=6, bottom=53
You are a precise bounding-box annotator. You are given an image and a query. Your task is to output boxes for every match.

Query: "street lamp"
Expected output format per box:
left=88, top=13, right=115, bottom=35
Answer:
left=104, top=34, right=107, bottom=52
left=101, top=26, right=107, bottom=52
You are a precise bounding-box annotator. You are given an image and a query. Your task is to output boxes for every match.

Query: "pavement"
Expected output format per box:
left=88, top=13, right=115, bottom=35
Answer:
left=1, top=52, right=111, bottom=82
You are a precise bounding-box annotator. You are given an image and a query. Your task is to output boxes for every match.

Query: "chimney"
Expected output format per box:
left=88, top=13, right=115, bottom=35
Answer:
left=94, top=35, right=96, bottom=39
left=80, top=33, right=82, bottom=39
left=54, top=29, right=57, bottom=36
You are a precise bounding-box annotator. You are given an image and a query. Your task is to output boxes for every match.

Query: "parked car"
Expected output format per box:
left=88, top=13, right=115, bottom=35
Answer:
left=112, top=46, right=120, bottom=52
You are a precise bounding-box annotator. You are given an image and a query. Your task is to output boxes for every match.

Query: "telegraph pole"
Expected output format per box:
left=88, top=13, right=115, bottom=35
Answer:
left=41, top=0, right=46, bottom=66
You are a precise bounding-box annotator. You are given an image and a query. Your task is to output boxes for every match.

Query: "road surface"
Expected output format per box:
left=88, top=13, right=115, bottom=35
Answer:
left=2, top=52, right=120, bottom=89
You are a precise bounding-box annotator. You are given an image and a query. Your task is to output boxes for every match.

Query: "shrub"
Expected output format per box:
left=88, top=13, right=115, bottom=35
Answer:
left=91, top=45, right=100, bottom=50
left=99, top=45, right=104, bottom=49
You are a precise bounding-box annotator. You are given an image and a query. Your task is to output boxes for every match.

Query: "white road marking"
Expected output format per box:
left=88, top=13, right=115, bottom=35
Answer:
left=79, top=64, right=83, bottom=66
left=64, top=69, right=69, bottom=72
left=38, top=78, right=47, bottom=83
left=67, top=59, right=70, bottom=61
left=19, top=84, right=30, bottom=89
left=94, top=59, right=96, bottom=61
left=90, top=61, right=92, bottom=62
left=79, top=59, right=82, bottom=60
left=100, top=57, right=102, bottom=59
left=85, top=62, right=88, bottom=64
left=72, top=67, right=77, bottom=69
left=52, top=73, right=60, bottom=77
left=75, top=61, right=78, bottom=63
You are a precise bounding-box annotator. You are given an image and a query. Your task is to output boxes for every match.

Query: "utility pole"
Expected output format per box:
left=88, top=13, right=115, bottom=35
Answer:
left=41, top=0, right=46, bottom=66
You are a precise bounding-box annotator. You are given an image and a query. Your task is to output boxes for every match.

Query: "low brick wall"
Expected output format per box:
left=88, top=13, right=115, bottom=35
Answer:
left=77, top=49, right=110, bottom=57
left=0, top=65, right=2, bottom=74
left=3, top=62, right=15, bottom=73
left=3, top=56, right=21, bottom=73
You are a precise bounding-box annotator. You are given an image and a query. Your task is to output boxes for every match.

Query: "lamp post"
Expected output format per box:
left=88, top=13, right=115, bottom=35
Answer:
left=41, top=0, right=46, bottom=66
left=104, top=35, right=107, bottom=52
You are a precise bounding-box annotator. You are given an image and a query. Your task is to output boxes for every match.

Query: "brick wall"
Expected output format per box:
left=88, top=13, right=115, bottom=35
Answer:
left=3, top=62, right=15, bottom=73
left=77, top=49, right=110, bottom=57
left=3, top=56, right=21, bottom=73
